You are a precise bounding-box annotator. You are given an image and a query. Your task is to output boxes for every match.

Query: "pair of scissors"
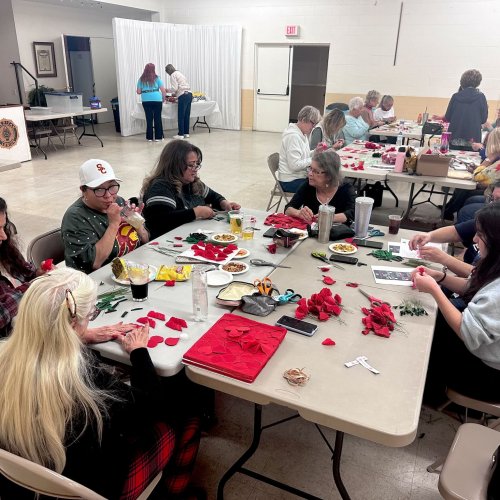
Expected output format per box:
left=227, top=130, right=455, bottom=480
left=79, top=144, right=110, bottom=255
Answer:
left=276, top=289, right=302, bottom=304
left=250, top=259, right=291, bottom=269
left=366, top=228, right=385, bottom=239
left=254, top=277, right=273, bottom=295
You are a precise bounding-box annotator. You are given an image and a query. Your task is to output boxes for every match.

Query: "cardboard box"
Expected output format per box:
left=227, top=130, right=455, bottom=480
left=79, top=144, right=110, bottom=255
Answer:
left=416, top=152, right=451, bottom=177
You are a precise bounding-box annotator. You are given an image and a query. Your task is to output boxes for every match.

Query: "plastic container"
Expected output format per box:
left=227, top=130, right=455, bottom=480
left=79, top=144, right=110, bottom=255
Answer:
left=44, top=92, right=83, bottom=113
left=394, top=146, right=406, bottom=173
left=317, top=205, right=335, bottom=243
left=192, top=267, right=208, bottom=321
left=396, top=132, right=403, bottom=147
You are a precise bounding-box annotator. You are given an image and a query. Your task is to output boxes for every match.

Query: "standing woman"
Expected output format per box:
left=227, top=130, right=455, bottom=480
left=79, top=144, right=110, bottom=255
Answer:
left=310, top=108, right=346, bottom=150
left=137, top=63, right=166, bottom=142
left=165, top=64, right=192, bottom=140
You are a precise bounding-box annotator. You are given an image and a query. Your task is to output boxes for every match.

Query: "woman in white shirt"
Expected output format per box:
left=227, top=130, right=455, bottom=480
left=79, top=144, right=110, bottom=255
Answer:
left=166, top=64, right=192, bottom=140
left=373, top=95, right=396, bottom=124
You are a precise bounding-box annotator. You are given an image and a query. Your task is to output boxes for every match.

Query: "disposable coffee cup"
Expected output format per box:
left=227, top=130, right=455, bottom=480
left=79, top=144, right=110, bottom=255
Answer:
left=388, top=215, right=402, bottom=235
left=354, top=197, right=374, bottom=238
left=422, top=112, right=429, bottom=125
left=126, top=262, right=149, bottom=302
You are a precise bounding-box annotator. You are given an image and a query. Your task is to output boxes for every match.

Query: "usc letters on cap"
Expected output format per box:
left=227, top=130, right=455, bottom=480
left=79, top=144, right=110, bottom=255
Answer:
left=79, top=158, right=122, bottom=188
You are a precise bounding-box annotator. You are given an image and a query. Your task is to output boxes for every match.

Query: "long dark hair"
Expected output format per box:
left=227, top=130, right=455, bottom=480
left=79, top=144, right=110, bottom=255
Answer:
left=0, top=198, right=31, bottom=277
left=463, top=202, right=500, bottom=303
left=140, top=63, right=157, bottom=85
left=141, top=140, right=204, bottom=197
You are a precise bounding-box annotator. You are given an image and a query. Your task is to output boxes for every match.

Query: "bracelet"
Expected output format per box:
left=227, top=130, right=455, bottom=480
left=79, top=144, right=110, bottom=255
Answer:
left=436, top=271, right=447, bottom=284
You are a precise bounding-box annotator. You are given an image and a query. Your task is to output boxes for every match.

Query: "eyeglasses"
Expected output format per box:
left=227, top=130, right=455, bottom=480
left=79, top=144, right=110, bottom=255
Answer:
left=87, top=306, right=100, bottom=321
left=90, top=184, right=120, bottom=197
left=185, top=162, right=202, bottom=171
left=307, top=167, right=326, bottom=176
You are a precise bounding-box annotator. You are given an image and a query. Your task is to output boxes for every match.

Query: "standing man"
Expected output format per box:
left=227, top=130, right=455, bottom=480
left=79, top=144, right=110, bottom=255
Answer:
left=165, top=64, right=192, bottom=139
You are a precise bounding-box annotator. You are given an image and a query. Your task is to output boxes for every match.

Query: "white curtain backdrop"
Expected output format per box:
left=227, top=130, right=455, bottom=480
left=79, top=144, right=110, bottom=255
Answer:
left=113, top=18, right=242, bottom=136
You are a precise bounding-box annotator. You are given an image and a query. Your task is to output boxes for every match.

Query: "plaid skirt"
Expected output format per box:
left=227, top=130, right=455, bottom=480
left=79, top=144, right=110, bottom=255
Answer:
left=120, top=417, right=201, bottom=500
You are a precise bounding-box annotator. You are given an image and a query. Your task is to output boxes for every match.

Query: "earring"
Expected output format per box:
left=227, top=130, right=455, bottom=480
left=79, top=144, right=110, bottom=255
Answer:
left=325, top=183, right=329, bottom=188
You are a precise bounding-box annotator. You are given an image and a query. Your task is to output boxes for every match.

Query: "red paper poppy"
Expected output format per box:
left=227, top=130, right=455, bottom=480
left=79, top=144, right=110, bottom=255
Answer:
left=322, top=338, right=336, bottom=346
left=322, top=275, right=335, bottom=285
left=41, top=259, right=54, bottom=271
left=267, top=243, right=277, bottom=254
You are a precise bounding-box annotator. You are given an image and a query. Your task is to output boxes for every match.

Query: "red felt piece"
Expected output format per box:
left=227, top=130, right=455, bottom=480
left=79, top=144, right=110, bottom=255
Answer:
left=322, top=338, right=336, bottom=346
left=182, top=313, right=287, bottom=383
left=164, top=280, right=176, bottom=287
left=263, top=213, right=308, bottom=230
left=148, top=311, right=166, bottom=321
left=267, top=243, right=277, bottom=254
left=346, top=282, right=359, bottom=288
left=173, top=243, right=183, bottom=248
left=147, top=335, right=164, bottom=348
left=322, top=276, right=335, bottom=285
left=137, top=317, right=156, bottom=328
left=173, top=317, right=188, bottom=328
left=148, top=241, right=159, bottom=245
left=174, top=236, right=183, bottom=240
left=165, top=337, right=180, bottom=346
left=165, top=318, right=182, bottom=331
left=41, top=259, right=54, bottom=271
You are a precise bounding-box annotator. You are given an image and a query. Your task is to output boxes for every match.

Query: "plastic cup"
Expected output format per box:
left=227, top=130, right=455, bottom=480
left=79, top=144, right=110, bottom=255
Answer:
left=229, top=210, right=243, bottom=235
left=354, top=197, right=374, bottom=238
left=126, top=262, right=149, bottom=301
left=388, top=215, right=402, bottom=235
left=242, top=215, right=255, bottom=240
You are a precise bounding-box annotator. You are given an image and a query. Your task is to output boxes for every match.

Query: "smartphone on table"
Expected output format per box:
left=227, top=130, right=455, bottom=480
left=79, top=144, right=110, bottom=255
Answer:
left=276, top=315, right=318, bottom=337
left=352, top=238, right=384, bottom=249
left=330, top=255, right=358, bottom=265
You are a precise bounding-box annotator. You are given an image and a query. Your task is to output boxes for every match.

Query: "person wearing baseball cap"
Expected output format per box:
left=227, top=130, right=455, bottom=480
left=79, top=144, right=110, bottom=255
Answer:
left=61, top=159, right=149, bottom=273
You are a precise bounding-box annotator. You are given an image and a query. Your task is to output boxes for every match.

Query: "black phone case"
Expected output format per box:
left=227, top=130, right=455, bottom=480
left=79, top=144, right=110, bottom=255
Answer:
left=352, top=238, right=384, bottom=249
left=275, top=316, right=317, bottom=336
left=330, top=255, right=358, bottom=265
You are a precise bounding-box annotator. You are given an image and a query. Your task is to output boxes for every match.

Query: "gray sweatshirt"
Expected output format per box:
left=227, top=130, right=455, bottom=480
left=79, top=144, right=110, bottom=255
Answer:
left=461, top=277, right=500, bottom=370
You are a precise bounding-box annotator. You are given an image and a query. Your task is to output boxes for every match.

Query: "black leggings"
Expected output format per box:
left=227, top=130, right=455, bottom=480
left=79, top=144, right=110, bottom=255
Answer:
left=424, top=311, right=500, bottom=406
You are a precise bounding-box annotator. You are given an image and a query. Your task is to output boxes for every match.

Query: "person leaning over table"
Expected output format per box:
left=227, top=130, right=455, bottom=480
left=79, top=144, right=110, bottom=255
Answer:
left=142, top=139, right=240, bottom=239
left=360, top=90, right=385, bottom=129
left=373, top=94, right=397, bottom=124
left=61, top=159, right=149, bottom=274
left=165, top=64, right=192, bottom=140
left=137, top=63, right=166, bottom=142
left=432, top=69, right=488, bottom=150
left=0, top=268, right=202, bottom=499
left=342, top=97, right=370, bottom=146
left=412, top=203, right=500, bottom=406
left=310, top=108, right=346, bottom=150
left=277, top=105, right=322, bottom=193
left=284, top=149, right=356, bottom=225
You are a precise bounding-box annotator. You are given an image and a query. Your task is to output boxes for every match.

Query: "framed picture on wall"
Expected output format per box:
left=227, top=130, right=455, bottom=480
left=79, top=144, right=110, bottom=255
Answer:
left=32, top=42, right=57, bottom=78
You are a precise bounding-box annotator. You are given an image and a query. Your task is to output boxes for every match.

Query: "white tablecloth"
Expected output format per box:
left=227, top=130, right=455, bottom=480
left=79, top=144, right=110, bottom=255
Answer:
left=131, top=100, right=221, bottom=128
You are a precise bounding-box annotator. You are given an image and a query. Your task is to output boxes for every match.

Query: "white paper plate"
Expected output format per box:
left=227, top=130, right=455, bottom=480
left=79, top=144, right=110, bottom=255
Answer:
left=206, top=270, right=233, bottom=287
left=211, top=233, right=238, bottom=244
left=219, top=262, right=249, bottom=275
left=232, top=248, right=250, bottom=259
left=329, top=243, right=357, bottom=255
left=288, top=228, right=308, bottom=240
left=112, top=265, right=158, bottom=285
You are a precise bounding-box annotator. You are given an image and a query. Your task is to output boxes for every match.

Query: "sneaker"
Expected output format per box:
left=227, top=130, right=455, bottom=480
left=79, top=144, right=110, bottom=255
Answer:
left=147, top=139, right=153, bottom=142
left=184, top=134, right=190, bottom=138
left=173, top=135, right=184, bottom=139
left=154, top=138, right=163, bottom=142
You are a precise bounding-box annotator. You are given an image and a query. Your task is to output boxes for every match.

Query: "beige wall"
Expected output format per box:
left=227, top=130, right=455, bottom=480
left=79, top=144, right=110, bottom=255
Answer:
left=240, top=91, right=500, bottom=130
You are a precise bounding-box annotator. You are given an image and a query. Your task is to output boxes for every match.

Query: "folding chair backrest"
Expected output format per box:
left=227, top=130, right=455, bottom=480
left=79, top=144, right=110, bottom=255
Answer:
left=26, top=228, right=65, bottom=268
left=0, top=448, right=106, bottom=499
left=267, top=152, right=280, bottom=180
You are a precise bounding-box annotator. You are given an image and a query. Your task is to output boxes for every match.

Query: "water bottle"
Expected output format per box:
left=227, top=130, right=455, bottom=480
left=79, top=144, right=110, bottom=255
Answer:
left=396, top=119, right=404, bottom=147
left=317, top=205, right=335, bottom=243
left=192, top=267, right=208, bottom=321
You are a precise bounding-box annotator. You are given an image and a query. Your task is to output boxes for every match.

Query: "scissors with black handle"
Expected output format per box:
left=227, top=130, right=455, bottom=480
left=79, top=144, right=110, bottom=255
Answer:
left=250, top=259, right=291, bottom=269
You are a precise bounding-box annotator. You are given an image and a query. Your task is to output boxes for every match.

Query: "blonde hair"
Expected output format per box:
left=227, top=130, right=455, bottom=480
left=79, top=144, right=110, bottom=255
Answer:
left=487, top=128, right=500, bottom=160
left=322, top=109, right=346, bottom=142
left=0, top=268, right=107, bottom=472
left=365, top=90, right=381, bottom=105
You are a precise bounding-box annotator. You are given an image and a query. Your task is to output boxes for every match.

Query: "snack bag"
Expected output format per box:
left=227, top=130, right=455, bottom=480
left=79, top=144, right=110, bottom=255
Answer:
left=156, top=265, right=192, bottom=281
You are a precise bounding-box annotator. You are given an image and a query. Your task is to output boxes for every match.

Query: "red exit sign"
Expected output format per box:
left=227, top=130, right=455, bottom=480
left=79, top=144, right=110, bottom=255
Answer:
left=285, top=25, right=300, bottom=37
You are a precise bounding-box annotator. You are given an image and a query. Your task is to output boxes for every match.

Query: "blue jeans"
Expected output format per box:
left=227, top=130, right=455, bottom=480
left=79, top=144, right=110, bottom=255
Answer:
left=142, top=101, right=163, bottom=140
left=280, top=178, right=307, bottom=193
left=456, top=195, right=486, bottom=223
left=178, top=92, right=193, bottom=136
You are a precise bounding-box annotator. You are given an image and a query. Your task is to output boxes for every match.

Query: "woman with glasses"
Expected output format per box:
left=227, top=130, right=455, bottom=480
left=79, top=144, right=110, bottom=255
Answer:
left=141, top=140, right=240, bottom=238
left=284, top=149, right=356, bottom=225
left=278, top=105, right=322, bottom=193
left=0, top=268, right=202, bottom=498
left=0, top=197, right=56, bottom=337
left=62, top=159, right=150, bottom=274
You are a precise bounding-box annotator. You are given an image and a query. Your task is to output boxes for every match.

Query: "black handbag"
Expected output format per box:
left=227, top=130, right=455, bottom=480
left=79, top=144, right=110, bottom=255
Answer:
left=307, top=223, right=354, bottom=241
left=422, top=122, right=443, bottom=136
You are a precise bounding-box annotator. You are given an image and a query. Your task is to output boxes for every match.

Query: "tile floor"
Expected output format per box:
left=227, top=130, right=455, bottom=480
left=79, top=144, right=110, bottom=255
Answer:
left=1, top=124, right=460, bottom=499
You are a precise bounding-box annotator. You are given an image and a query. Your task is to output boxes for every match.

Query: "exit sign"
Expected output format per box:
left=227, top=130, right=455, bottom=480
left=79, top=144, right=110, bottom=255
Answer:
left=285, top=25, right=300, bottom=37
